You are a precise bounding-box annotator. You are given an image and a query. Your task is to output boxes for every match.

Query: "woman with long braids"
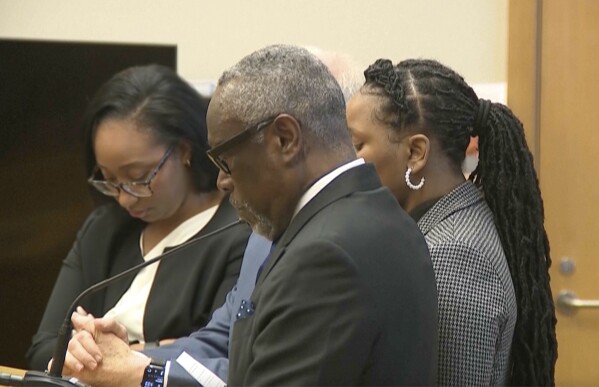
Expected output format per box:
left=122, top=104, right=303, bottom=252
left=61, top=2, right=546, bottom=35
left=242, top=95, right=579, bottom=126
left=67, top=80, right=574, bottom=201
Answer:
left=346, top=58, right=557, bottom=386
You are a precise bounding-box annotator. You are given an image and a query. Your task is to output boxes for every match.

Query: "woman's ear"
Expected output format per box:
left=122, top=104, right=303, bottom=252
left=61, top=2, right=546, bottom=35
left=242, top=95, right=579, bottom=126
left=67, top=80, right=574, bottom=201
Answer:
left=178, top=141, right=193, bottom=166
left=407, top=134, right=430, bottom=174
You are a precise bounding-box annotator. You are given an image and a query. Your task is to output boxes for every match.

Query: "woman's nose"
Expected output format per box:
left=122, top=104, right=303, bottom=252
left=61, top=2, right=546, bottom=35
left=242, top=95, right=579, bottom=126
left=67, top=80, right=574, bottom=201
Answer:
left=116, top=189, right=139, bottom=208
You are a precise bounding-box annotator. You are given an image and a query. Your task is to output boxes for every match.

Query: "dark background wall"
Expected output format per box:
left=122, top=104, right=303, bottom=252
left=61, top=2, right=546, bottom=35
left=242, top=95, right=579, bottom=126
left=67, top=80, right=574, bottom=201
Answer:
left=0, top=39, right=176, bottom=368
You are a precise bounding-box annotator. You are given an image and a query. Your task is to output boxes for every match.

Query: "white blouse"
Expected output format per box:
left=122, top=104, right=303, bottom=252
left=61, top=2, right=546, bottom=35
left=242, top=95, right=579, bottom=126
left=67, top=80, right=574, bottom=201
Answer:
left=104, top=205, right=219, bottom=342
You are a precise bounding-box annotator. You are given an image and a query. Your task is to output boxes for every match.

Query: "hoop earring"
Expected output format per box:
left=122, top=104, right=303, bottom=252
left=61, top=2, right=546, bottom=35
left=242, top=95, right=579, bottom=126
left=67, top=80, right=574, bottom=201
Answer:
left=185, top=160, right=191, bottom=167
left=405, top=167, right=424, bottom=190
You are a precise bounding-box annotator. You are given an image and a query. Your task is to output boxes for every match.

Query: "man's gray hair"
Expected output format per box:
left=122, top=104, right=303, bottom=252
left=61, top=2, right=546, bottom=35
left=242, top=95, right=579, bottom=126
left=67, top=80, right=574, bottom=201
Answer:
left=216, top=44, right=350, bottom=150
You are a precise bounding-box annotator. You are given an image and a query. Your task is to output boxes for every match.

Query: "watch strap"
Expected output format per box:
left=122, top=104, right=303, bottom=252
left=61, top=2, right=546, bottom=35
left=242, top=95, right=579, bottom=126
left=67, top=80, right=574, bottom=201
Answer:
left=141, top=358, right=166, bottom=387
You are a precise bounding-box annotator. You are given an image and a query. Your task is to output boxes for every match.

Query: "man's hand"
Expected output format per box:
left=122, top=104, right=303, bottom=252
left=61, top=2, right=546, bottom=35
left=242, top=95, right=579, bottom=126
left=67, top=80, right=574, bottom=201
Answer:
left=72, top=307, right=129, bottom=343
left=65, top=330, right=151, bottom=387
left=47, top=307, right=131, bottom=376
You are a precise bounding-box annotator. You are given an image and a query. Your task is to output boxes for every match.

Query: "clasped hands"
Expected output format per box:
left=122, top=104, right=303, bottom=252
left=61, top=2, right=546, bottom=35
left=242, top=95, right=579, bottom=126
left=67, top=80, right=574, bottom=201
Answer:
left=47, top=307, right=150, bottom=387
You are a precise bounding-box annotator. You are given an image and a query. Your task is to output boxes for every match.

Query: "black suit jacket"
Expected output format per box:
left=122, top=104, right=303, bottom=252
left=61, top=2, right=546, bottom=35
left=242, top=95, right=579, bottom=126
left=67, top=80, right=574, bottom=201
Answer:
left=26, top=197, right=251, bottom=371
left=229, top=164, right=438, bottom=386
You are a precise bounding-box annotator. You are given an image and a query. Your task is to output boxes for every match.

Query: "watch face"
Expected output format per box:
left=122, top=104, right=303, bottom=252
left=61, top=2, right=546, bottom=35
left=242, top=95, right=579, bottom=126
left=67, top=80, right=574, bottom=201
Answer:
left=142, top=364, right=165, bottom=387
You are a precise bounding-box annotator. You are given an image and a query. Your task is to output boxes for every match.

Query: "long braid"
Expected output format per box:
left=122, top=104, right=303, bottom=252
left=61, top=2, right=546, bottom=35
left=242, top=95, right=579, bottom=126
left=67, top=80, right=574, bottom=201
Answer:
left=473, top=104, right=557, bottom=385
left=363, top=58, right=557, bottom=385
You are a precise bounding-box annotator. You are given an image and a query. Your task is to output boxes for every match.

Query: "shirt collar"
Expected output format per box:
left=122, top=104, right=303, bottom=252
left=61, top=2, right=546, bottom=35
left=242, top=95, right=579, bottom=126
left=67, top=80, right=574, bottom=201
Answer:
left=140, top=204, right=219, bottom=259
left=293, top=158, right=365, bottom=217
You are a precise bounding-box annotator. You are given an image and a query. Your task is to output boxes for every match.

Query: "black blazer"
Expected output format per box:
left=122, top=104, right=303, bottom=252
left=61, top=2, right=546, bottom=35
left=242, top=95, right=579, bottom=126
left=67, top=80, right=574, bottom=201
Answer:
left=26, top=197, right=251, bottom=371
left=229, top=164, right=439, bottom=386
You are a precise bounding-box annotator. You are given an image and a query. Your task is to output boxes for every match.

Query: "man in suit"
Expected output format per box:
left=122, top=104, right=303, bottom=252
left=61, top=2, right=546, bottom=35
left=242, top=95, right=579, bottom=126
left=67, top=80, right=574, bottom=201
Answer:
left=199, top=44, right=438, bottom=385
left=59, top=45, right=438, bottom=386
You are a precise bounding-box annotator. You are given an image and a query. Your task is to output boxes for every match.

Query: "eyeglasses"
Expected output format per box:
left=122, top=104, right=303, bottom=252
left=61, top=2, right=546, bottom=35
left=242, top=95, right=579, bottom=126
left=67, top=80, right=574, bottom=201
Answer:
left=88, top=145, right=174, bottom=198
left=207, top=115, right=278, bottom=175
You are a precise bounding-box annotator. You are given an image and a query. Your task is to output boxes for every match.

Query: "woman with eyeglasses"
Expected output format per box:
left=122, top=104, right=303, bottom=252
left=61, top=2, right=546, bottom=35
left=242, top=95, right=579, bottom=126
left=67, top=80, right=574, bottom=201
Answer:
left=26, top=64, right=251, bottom=371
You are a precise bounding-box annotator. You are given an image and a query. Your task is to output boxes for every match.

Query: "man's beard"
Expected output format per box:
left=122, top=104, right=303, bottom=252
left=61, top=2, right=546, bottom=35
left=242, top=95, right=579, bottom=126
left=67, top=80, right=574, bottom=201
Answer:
left=230, top=197, right=275, bottom=240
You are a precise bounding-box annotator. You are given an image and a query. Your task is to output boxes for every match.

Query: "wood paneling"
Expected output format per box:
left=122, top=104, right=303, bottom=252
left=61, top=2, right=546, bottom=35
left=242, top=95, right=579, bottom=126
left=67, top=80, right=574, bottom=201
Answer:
left=509, top=1, right=599, bottom=384
left=0, top=40, right=176, bottom=368
left=507, top=0, right=540, bottom=165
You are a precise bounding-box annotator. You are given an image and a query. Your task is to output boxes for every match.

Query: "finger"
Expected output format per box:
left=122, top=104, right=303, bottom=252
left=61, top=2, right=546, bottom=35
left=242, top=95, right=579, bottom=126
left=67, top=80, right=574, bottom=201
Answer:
left=95, top=318, right=129, bottom=342
left=47, top=354, right=82, bottom=376
left=72, top=311, right=96, bottom=331
left=67, top=331, right=101, bottom=369
left=76, top=306, right=95, bottom=319
left=51, top=357, right=74, bottom=378
left=79, top=330, right=104, bottom=363
left=63, top=350, right=85, bottom=375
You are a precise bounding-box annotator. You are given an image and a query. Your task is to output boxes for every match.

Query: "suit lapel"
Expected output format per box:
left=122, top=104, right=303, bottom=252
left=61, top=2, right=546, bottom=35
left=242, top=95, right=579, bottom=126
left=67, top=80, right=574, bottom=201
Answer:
left=255, top=164, right=382, bottom=287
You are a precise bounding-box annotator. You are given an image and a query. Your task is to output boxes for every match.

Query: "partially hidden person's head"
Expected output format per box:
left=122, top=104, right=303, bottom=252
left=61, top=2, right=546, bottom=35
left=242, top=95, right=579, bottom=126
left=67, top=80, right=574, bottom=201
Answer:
left=348, top=58, right=557, bottom=385
left=304, top=45, right=364, bottom=103
left=206, top=44, right=356, bottom=240
left=82, top=64, right=218, bottom=223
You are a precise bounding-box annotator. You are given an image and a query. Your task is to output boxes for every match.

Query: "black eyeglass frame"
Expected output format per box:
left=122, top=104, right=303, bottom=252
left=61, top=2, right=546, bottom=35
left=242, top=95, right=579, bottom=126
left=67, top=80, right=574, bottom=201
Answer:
left=87, top=145, right=175, bottom=198
left=206, top=115, right=279, bottom=174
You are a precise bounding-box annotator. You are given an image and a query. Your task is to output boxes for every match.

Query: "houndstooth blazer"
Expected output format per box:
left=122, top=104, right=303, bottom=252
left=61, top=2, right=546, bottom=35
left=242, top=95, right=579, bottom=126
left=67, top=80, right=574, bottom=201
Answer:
left=417, top=181, right=517, bottom=386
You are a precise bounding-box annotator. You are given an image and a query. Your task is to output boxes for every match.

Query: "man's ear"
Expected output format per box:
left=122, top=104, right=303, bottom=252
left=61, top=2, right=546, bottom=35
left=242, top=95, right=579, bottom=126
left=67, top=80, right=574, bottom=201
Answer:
left=407, top=134, right=430, bottom=174
left=269, top=114, right=303, bottom=164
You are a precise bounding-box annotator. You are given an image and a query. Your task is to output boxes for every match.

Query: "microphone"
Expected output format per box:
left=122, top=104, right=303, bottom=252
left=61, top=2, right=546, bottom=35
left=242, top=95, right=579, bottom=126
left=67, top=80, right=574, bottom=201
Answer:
left=0, top=219, right=244, bottom=387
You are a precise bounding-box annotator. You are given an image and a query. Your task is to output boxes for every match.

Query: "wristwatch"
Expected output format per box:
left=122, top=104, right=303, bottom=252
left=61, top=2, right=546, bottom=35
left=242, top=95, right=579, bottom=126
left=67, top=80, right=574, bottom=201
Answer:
left=141, top=358, right=166, bottom=387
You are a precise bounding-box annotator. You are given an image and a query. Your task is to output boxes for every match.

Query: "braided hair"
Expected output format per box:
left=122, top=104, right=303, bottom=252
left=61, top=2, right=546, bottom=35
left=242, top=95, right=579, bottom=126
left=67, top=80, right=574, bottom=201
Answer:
left=362, top=58, right=557, bottom=386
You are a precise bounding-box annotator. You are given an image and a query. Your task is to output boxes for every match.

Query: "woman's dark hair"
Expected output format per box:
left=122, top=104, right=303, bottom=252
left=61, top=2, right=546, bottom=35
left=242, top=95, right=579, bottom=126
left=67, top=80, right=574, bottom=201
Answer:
left=81, top=64, right=218, bottom=201
left=362, top=58, right=557, bottom=386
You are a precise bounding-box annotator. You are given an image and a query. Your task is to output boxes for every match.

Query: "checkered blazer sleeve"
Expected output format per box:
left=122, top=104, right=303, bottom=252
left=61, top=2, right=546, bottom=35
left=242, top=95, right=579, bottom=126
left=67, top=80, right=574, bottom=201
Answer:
left=431, top=241, right=515, bottom=386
